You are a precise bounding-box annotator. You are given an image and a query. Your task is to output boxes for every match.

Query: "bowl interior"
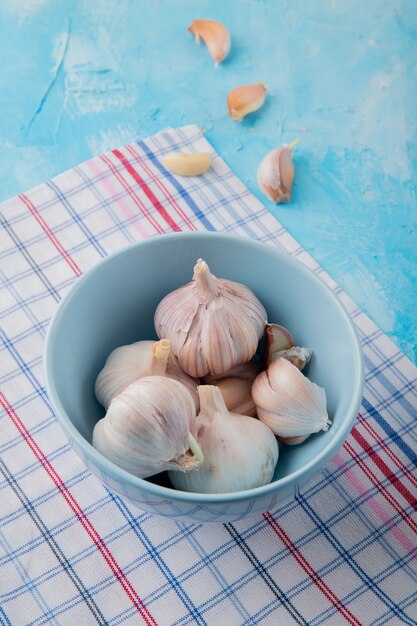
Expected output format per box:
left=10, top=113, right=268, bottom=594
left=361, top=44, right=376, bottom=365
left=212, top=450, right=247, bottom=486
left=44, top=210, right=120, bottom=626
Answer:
left=46, top=233, right=362, bottom=488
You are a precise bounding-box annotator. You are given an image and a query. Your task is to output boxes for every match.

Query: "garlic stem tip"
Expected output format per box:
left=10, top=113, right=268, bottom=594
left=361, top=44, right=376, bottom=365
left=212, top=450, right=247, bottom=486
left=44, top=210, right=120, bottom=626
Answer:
left=288, top=137, right=301, bottom=150
left=188, top=433, right=204, bottom=464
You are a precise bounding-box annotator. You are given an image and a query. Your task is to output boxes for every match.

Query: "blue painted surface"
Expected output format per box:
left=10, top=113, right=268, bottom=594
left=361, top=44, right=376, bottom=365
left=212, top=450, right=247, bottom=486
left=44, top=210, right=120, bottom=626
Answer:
left=0, top=0, right=416, bottom=363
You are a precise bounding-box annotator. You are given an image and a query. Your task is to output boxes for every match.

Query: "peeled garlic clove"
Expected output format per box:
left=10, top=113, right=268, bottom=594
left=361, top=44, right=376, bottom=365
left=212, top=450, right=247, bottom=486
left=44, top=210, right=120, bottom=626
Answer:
left=95, top=339, right=198, bottom=411
left=227, top=82, right=267, bottom=121
left=93, top=376, right=203, bottom=478
left=265, top=323, right=295, bottom=367
left=163, top=152, right=211, bottom=177
left=155, top=259, right=267, bottom=378
left=188, top=19, right=231, bottom=64
left=169, top=385, right=278, bottom=493
left=272, top=346, right=313, bottom=371
left=252, top=358, right=330, bottom=439
left=257, top=143, right=297, bottom=204
left=213, top=377, right=257, bottom=417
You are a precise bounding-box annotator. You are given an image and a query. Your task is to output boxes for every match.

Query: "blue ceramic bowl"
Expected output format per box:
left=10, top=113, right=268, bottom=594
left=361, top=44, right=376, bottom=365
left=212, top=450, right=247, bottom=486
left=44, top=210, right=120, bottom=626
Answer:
left=44, top=232, right=363, bottom=523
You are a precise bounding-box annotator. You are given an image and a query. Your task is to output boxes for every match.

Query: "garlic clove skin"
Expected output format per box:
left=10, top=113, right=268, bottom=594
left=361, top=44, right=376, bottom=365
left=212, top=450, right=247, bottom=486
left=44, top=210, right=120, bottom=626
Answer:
left=93, top=376, right=203, bottom=478
left=95, top=339, right=199, bottom=411
left=227, top=82, right=267, bottom=121
left=188, top=19, right=231, bottom=65
left=265, top=323, right=295, bottom=366
left=213, top=377, right=257, bottom=417
left=271, top=346, right=313, bottom=371
left=155, top=259, right=267, bottom=378
left=162, top=152, right=211, bottom=177
left=252, top=358, right=330, bottom=439
left=257, top=145, right=295, bottom=204
left=169, top=385, right=278, bottom=494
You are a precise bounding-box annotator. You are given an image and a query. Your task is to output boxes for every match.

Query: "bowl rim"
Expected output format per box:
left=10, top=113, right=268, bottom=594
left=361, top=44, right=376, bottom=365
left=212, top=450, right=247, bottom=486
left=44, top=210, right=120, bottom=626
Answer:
left=44, top=231, right=364, bottom=504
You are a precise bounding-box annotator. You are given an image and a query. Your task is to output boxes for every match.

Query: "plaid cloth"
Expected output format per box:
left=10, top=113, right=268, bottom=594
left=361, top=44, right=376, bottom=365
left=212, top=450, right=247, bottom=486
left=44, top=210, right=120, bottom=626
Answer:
left=1, top=125, right=416, bottom=626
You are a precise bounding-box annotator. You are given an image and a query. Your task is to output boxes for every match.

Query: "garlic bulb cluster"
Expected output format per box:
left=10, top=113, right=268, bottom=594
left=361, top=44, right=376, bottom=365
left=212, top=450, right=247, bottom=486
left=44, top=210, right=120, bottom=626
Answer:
left=92, top=259, right=331, bottom=494
left=95, top=338, right=198, bottom=410
left=93, top=376, right=203, bottom=478
left=169, top=386, right=278, bottom=494
left=252, top=358, right=331, bottom=440
left=154, top=259, right=267, bottom=377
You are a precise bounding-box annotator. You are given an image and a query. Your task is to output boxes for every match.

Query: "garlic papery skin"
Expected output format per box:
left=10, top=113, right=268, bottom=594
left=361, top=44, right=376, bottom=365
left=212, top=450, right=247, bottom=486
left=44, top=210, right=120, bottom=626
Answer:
left=93, top=376, right=203, bottom=479
left=162, top=152, right=211, bottom=177
left=252, top=358, right=331, bottom=439
left=169, top=385, right=278, bottom=494
left=213, top=377, right=257, bottom=417
left=272, top=346, right=313, bottom=371
left=95, top=339, right=198, bottom=411
left=265, top=323, right=295, bottom=366
left=188, top=19, right=231, bottom=65
left=227, top=82, right=267, bottom=121
left=154, top=259, right=267, bottom=378
left=202, top=357, right=261, bottom=384
left=257, top=142, right=298, bottom=204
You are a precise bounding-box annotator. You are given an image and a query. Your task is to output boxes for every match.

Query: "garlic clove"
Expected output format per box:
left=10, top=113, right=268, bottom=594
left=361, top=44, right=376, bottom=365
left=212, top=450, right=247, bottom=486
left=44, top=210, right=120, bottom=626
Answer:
left=169, top=385, right=278, bottom=494
left=155, top=259, right=267, bottom=378
left=213, top=377, right=257, bottom=417
left=252, top=358, right=330, bottom=439
left=95, top=338, right=199, bottom=411
left=162, top=152, right=211, bottom=177
left=227, top=82, right=268, bottom=121
left=188, top=19, right=231, bottom=64
left=277, top=434, right=309, bottom=446
left=264, top=323, right=295, bottom=366
left=257, top=141, right=299, bottom=204
left=271, top=346, right=313, bottom=371
left=93, top=376, right=203, bottom=478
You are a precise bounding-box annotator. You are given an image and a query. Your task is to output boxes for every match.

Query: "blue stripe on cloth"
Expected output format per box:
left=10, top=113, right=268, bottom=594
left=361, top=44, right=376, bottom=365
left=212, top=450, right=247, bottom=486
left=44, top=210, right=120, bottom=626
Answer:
left=296, top=493, right=417, bottom=625
left=362, top=397, right=417, bottom=465
left=0, top=607, right=12, bottom=626
left=137, top=139, right=215, bottom=231
left=46, top=180, right=107, bottom=258
left=107, top=490, right=207, bottom=626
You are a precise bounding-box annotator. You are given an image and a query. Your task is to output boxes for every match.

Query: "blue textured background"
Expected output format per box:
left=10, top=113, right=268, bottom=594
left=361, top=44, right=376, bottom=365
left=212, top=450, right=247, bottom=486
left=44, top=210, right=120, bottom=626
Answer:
left=0, top=0, right=416, bottom=363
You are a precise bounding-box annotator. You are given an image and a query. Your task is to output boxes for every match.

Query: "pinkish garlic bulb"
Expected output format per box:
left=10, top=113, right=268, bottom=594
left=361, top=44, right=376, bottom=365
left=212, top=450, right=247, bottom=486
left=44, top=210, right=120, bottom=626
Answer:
left=154, top=259, right=267, bottom=378
left=252, top=357, right=330, bottom=442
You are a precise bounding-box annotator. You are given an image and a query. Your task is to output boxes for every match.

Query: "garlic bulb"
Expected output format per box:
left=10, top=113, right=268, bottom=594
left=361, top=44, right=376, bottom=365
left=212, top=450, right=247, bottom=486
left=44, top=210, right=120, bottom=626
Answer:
left=252, top=358, right=330, bottom=439
left=202, top=357, right=260, bottom=383
left=227, top=82, right=268, bottom=121
left=169, top=385, right=278, bottom=494
left=93, top=376, right=203, bottom=478
left=188, top=19, right=231, bottom=65
left=154, top=259, right=267, bottom=377
left=95, top=339, right=198, bottom=411
left=257, top=139, right=300, bottom=204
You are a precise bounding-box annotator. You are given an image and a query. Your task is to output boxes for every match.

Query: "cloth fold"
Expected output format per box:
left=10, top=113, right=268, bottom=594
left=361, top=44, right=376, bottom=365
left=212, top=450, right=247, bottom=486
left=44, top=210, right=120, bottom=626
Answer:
left=0, top=125, right=416, bottom=625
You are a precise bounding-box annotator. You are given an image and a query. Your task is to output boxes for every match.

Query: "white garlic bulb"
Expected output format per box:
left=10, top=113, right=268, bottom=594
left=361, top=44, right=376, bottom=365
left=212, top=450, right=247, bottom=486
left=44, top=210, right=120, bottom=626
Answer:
left=92, top=376, right=203, bottom=478
left=252, top=358, right=331, bottom=440
left=95, top=339, right=198, bottom=410
left=202, top=358, right=261, bottom=416
left=169, top=385, right=278, bottom=494
left=154, top=259, right=267, bottom=378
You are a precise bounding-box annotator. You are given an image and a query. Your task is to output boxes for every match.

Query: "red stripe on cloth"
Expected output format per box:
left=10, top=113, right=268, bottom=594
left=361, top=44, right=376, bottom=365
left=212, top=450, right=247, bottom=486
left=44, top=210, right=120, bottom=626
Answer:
left=357, top=413, right=417, bottom=490
left=0, top=392, right=158, bottom=626
left=100, top=154, right=164, bottom=235
left=19, top=193, right=82, bottom=277
left=350, top=427, right=417, bottom=513
left=125, top=145, right=197, bottom=232
left=344, top=440, right=417, bottom=534
left=263, top=512, right=361, bottom=626
left=112, top=149, right=182, bottom=232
